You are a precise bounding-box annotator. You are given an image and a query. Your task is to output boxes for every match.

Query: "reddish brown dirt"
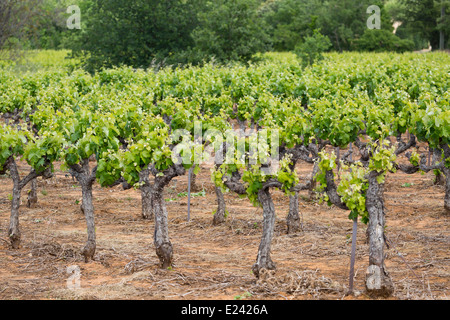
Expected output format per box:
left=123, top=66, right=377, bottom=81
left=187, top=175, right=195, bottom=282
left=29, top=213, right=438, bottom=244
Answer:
left=0, top=155, right=448, bottom=300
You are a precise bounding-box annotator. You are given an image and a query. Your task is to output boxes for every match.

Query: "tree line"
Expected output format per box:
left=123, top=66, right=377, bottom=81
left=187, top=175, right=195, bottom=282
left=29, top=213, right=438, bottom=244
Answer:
left=1, top=0, right=449, bottom=69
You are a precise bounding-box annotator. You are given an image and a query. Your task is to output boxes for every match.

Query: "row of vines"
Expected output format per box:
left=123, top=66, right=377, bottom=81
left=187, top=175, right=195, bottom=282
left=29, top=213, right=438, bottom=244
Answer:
left=0, top=52, right=449, bottom=298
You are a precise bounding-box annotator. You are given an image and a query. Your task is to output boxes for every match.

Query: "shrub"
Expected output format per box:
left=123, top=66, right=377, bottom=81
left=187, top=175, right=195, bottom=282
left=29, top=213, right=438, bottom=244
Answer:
left=294, top=30, right=332, bottom=66
left=352, top=29, right=415, bottom=53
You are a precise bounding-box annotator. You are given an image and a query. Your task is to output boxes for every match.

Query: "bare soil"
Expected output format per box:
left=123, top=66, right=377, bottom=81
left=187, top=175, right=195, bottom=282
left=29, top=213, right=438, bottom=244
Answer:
left=0, top=155, right=448, bottom=300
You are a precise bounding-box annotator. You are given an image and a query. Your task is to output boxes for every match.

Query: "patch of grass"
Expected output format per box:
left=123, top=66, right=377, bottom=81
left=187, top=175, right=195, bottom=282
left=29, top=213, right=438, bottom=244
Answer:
left=234, top=292, right=252, bottom=300
left=177, top=189, right=206, bottom=198
left=401, top=182, right=414, bottom=188
left=211, top=209, right=230, bottom=219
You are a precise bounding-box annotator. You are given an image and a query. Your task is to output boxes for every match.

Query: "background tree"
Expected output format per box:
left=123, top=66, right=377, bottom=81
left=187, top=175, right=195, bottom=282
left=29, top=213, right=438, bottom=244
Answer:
left=3, top=0, right=446, bottom=70
left=317, top=0, right=392, bottom=52
left=263, top=0, right=393, bottom=53
left=352, top=29, right=414, bottom=52
left=436, top=0, right=450, bottom=50
left=0, top=0, right=44, bottom=58
left=69, top=0, right=204, bottom=71
left=190, top=0, right=272, bottom=64
left=294, top=29, right=332, bottom=66
left=394, top=0, right=450, bottom=50
left=27, top=0, right=77, bottom=50
left=261, top=0, right=322, bottom=51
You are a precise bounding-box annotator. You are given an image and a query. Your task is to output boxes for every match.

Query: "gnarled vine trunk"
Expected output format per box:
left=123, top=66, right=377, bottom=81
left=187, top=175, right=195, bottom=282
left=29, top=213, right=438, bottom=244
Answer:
left=80, top=182, right=96, bottom=262
left=139, top=168, right=153, bottom=220
left=365, top=171, right=394, bottom=297
left=309, top=162, right=319, bottom=200
left=152, top=182, right=173, bottom=268
left=432, top=148, right=445, bottom=186
left=213, top=186, right=226, bottom=225
left=444, top=167, right=450, bottom=213
left=26, top=178, right=38, bottom=208
left=441, top=145, right=450, bottom=213
left=252, top=188, right=276, bottom=278
left=9, top=177, right=22, bottom=249
left=7, top=157, right=43, bottom=249
left=150, top=164, right=185, bottom=269
left=70, top=159, right=97, bottom=262
left=286, top=191, right=300, bottom=234
left=190, top=172, right=201, bottom=192
left=213, top=143, right=227, bottom=225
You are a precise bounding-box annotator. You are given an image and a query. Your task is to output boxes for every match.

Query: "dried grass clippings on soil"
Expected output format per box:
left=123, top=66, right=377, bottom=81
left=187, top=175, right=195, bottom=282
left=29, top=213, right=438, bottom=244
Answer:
left=252, top=268, right=344, bottom=299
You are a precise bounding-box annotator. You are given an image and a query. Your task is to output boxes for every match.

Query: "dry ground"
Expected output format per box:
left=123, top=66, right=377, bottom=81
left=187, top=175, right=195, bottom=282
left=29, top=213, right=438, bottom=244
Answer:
left=0, top=155, right=448, bottom=300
